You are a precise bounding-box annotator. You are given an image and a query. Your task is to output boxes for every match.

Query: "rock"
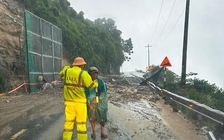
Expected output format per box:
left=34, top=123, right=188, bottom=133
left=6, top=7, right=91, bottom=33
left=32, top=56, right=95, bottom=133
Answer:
left=117, top=90, right=123, bottom=93
left=42, top=83, right=53, bottom=91
left=0, top=0, right=24, bottom=90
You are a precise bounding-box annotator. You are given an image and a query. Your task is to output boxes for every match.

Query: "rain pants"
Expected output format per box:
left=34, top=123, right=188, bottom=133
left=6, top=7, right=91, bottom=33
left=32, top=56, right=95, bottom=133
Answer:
left=59, top=66, right=98, bottom=140
left=85, top=77, right=108, bottom=126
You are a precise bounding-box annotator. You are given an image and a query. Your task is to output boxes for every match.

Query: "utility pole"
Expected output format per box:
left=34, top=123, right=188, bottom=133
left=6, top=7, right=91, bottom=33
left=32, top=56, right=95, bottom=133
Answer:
left=145, top=45, right=152, bottom=70
left=181, top=0, right=190, bottom=86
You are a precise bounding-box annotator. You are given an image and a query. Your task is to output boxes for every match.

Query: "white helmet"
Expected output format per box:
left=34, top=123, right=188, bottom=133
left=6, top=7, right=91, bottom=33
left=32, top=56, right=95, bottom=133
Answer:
left=88, top=66, right=98, bottom=74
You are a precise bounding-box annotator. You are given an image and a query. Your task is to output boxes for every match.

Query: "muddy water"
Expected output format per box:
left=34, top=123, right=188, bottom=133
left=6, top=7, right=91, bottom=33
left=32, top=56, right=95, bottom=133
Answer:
left=107, top=99, right=178, bottom=140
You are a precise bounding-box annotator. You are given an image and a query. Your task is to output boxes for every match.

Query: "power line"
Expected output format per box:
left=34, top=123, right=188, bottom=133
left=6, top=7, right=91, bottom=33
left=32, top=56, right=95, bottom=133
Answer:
left=155, top=8, right=185, bottom=46
left=152, top=0, right=177, bottom=45
left=149, top=0, right=164, bottom=45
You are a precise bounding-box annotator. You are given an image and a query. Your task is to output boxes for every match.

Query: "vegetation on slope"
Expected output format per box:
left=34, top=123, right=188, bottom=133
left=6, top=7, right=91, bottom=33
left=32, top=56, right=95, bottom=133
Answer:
left=0, top=0, right=220, bottom=112
left=151, top=66, right=224, bottom=112
left=17, top=0, right=133, bottom=74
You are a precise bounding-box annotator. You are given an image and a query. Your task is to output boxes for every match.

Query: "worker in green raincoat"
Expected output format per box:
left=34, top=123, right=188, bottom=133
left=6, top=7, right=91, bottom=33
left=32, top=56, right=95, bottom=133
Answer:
left=85, top=66, right=108, bottom=139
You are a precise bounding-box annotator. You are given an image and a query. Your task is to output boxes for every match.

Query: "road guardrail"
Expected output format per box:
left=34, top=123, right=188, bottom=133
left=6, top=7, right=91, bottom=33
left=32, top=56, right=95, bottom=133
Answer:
left=147, top=81, right=224, bottom=140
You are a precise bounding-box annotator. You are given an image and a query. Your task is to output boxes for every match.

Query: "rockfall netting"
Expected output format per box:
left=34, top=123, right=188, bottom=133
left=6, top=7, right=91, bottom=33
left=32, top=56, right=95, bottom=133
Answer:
left=24, top=10, right=62, bottom=92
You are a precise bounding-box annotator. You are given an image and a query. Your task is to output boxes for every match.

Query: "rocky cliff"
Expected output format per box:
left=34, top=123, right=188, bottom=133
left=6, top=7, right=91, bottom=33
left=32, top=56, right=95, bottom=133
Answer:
left=0, top=0, right=25, bottom=89
left=0, top=0, right=70, bottom=90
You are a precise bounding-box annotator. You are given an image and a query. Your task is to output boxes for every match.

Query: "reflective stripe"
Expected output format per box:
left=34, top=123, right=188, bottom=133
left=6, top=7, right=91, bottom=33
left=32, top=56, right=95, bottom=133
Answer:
left=64, top=129, right=73, bottom=132
left=87, top=82, right=94, bottom=89
left=64, top=83, right=84, bottom=87
left=76, top=122, right=86, bottom=124
left=65, top=120, right=75, bottom=122
left=65, top=68, right=68, bottom=82
left=78, top=70, right=84, bottom=86
left=77, top=131, right=87, bottom=134
left=64, top=100, right=86, bottom=104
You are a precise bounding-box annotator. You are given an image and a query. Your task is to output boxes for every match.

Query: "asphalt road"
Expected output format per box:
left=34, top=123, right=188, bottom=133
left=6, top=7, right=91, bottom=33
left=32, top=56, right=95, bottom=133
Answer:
left=0, top=76, right=208, bottom=140
left=15, top=109, right=122, bottom=140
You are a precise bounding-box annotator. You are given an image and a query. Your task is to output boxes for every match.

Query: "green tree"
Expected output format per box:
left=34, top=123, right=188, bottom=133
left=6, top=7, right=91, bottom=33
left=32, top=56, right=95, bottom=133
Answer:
left=17, top=0, right=133, bottom=74
left=59, top=0, right=70, bottom=12
left=122, top=38, right=133, bottom=61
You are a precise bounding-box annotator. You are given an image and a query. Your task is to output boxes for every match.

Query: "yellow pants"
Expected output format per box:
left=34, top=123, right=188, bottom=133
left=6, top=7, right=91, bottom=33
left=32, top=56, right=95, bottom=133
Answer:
left=62, top=102, right=87, bottom=140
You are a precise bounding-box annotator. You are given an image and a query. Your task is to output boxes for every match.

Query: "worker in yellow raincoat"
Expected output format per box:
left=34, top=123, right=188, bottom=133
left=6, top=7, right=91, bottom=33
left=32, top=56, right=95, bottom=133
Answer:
left=59, top=57, right=98, bottom=140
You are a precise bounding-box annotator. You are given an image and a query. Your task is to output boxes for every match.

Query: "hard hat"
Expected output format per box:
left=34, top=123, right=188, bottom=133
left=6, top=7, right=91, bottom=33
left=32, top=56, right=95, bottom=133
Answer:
left=72, top=57, right=86, bottom=66
left=88, top=66, right=98, bottom=75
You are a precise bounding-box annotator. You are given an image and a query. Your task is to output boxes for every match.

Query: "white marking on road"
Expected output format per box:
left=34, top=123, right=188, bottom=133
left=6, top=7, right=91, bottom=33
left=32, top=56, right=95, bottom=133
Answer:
left=10, top=129, right=27, bottom=140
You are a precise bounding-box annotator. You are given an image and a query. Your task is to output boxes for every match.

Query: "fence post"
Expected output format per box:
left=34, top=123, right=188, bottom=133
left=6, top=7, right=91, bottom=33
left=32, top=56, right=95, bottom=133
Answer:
left=24, top=81, right=28, bottom=93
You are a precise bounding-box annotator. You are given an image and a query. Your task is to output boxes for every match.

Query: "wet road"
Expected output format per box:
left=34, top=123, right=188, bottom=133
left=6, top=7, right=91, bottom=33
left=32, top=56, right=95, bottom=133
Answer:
left=16, top=100, right=178, bottom=140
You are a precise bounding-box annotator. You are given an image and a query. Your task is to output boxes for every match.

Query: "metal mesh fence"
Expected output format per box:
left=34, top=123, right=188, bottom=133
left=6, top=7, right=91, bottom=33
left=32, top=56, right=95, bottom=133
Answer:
left=24, top=10, right=62, bottom=92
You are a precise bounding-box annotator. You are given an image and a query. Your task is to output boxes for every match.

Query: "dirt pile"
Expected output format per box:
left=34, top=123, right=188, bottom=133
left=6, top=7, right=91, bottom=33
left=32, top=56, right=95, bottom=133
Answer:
left=100, top=75, right=207, bottom=140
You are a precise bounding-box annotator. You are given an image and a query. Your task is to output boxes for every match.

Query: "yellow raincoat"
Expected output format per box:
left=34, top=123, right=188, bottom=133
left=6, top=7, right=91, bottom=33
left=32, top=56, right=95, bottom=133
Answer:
left=60, top=66, right=98, bottom=140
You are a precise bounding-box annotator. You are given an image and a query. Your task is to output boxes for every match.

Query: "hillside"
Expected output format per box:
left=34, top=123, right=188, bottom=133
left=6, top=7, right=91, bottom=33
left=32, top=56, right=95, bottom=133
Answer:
left=0, top=0, right=133, bottom=90
left=0, top=0, right=25, bottom=89
left=0, top=0, right=71, bottom=90
left=1, top=0, right=224, bottom=119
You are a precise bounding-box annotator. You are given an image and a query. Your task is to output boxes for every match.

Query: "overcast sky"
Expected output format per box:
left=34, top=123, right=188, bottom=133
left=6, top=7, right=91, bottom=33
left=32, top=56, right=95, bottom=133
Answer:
left=68, top=0, right=224, bottom=88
